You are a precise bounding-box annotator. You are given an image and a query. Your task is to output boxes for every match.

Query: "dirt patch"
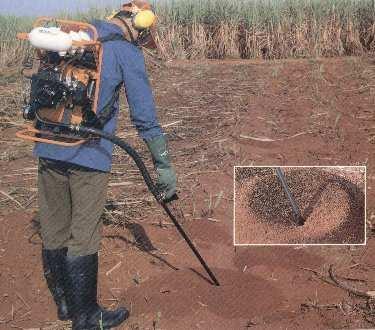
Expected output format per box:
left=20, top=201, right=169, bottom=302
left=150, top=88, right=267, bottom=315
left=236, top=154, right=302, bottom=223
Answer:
left=124, top=268, right=284, bottom=320
left=235, top=167, right=365, bottom=244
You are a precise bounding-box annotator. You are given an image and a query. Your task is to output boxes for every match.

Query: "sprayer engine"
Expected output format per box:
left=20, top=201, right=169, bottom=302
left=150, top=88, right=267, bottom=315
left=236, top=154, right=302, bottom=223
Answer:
left=23, top=67, right=66, bottom=120
left=23, top=62, right=96, bottom=125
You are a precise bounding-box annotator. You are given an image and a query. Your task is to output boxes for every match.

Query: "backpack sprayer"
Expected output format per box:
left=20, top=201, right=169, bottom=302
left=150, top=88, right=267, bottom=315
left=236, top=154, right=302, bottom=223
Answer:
left=16, top=12, right=220, bottom=286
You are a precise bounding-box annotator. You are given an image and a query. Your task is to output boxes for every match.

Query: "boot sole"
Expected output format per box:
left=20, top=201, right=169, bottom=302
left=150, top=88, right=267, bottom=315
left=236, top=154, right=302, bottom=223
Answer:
left=73, top=309, right=129, bottom=330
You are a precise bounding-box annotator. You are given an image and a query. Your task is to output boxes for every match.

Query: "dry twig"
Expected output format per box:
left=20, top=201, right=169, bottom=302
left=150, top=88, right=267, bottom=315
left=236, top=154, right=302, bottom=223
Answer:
left=239, top=131, right=312, bottom=142
left=301, top=265, right=375, bottom=299
left=0, top=190, right=23, bottom=208
left=328, top=265, right=374, bottom=299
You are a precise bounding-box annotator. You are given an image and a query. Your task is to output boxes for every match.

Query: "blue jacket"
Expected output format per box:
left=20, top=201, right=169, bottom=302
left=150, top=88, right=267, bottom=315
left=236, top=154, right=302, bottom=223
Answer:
left=33, top=20, right=163, bottom=172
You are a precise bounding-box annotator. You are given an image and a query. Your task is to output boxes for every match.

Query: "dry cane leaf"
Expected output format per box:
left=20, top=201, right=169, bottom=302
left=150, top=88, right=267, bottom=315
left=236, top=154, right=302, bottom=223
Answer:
left=239, top=131, right=311, bottom=142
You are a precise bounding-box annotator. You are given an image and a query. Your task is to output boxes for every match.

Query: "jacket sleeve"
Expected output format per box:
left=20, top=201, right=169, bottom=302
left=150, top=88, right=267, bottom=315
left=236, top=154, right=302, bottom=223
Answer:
left=116, top=41, right=163, bottom=141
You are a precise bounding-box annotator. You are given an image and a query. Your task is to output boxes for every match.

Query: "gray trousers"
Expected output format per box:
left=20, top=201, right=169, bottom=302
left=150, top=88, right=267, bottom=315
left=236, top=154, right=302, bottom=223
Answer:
left=38, top=158, right=109, bottom=256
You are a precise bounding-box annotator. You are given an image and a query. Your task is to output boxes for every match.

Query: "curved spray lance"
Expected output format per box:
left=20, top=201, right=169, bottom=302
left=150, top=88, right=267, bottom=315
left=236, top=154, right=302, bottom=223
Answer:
left=69, top=124, right=221, bottom=286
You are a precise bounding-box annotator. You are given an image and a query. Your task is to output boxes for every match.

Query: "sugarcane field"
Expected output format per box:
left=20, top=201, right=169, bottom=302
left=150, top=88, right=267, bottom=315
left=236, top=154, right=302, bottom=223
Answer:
left=1, top=0, right=375, bottom=329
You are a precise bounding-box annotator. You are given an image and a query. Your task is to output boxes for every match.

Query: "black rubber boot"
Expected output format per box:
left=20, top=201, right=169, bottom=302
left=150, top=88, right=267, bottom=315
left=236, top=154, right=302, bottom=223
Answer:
left=42, top=247, right=71, bottom=321
left=63, top=253, right=129, bottom=330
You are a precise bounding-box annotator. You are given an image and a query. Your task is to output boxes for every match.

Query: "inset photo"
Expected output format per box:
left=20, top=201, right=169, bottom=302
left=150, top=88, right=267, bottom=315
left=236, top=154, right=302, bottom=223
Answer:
left=234, top=166, right=366, bottom=245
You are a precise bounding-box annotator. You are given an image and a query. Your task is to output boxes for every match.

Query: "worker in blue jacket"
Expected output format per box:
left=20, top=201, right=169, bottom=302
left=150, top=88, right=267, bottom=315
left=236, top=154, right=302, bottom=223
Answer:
left=36, top=2, right=176, bottom=329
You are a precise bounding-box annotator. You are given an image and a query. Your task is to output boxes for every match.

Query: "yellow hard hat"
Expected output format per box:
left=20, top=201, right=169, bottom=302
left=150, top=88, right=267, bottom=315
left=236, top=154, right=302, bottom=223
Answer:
left=133, top=9, right=156, bottom=30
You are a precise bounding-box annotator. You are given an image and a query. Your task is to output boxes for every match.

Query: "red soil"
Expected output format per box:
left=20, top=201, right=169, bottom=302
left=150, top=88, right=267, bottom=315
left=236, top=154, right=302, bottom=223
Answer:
left=1, top=57, right=375, bottom=329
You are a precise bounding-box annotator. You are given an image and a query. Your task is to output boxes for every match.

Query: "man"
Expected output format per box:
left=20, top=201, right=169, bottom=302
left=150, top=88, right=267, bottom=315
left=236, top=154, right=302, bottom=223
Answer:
left=34, top=2, right=176, bottom=329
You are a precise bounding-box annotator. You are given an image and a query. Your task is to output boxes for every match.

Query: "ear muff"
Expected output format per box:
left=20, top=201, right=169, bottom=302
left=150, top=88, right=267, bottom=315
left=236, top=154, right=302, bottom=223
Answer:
left=132, top=10, right=156, bottom=30
left=107, top=1, right=158, bottom=49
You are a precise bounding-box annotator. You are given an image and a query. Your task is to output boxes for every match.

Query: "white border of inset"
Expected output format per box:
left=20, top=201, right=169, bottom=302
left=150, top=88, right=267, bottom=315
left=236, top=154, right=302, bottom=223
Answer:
left=233, top=165, right=367, bottom=246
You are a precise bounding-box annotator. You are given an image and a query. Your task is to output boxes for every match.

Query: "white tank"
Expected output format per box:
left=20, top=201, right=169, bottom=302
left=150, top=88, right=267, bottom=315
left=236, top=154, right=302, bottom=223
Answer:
left=28, top=27, right=73, bottom=52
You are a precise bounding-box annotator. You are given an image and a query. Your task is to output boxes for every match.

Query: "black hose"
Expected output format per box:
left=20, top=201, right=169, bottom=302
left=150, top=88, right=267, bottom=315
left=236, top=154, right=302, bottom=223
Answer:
left=34, top=120, right=220, bottom=285
left=69, top=125, right=221, bottom=286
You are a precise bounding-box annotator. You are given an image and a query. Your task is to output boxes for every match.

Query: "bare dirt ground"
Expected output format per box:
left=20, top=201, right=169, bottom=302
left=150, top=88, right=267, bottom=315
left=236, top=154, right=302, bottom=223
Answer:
left=234, top=167, right=366, bottom=245
left=1, top=57, right=375, bottom=329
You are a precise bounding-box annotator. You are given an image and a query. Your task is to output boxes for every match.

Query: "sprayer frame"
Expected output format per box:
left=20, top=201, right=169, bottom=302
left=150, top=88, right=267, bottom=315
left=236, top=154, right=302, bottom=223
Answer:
left=16, top=17, right=103, bottom=147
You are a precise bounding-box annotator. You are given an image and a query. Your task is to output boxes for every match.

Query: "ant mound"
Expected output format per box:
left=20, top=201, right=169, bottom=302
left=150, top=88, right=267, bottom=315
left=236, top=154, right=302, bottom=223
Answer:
left=235, top=169, right=365, bottom=244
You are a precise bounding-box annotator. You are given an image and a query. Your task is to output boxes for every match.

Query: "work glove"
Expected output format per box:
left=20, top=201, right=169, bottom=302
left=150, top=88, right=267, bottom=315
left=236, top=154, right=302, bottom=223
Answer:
left=145, top=135, right=177, bottom=202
